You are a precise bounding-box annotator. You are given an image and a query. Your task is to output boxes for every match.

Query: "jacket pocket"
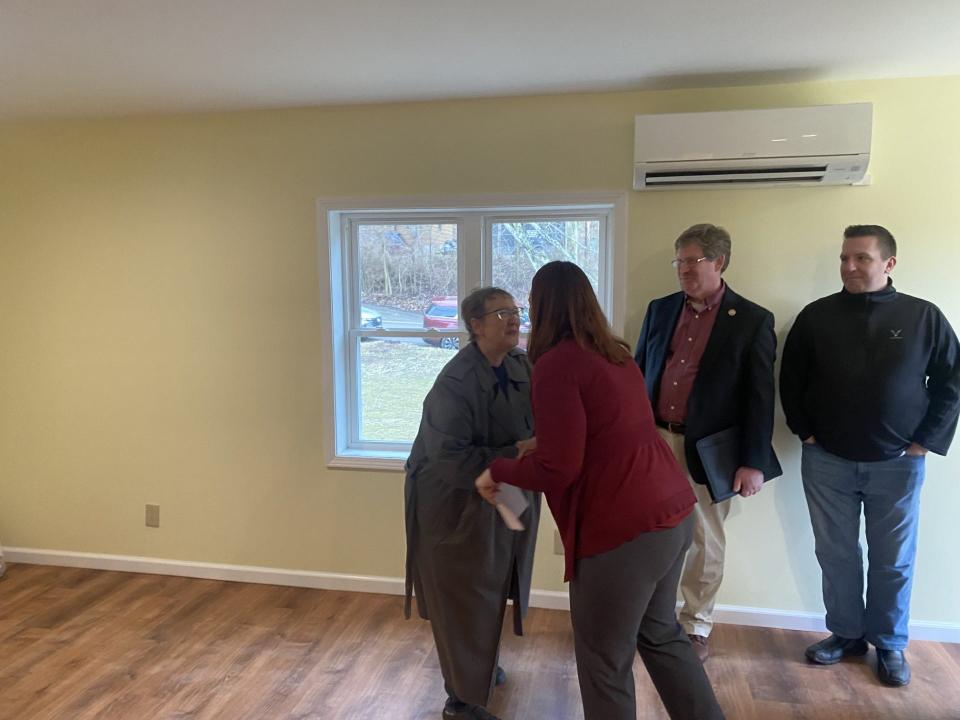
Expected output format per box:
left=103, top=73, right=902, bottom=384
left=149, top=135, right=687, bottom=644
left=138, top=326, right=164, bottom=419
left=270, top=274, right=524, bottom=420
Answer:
left=438, top=492, right=483, bottom=545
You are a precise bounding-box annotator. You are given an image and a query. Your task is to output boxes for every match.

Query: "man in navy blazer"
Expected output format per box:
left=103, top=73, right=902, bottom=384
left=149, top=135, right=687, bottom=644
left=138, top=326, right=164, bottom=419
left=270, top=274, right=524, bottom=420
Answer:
left=635, top=223, right=781, bottom=662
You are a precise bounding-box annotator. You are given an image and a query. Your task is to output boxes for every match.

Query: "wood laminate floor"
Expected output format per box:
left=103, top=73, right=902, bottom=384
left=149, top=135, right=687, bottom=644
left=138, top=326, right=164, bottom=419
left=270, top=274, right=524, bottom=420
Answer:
left=1, top=564, right=958, bottom=720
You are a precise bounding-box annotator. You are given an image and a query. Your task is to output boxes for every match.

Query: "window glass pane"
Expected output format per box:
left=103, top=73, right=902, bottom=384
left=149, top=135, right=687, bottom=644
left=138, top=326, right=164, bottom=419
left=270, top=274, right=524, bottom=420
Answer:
left=491, top=219, right=601, bottom=307
left=358, top=338, right=458, bottom=443
left=357, top=223, right=459, bottom=333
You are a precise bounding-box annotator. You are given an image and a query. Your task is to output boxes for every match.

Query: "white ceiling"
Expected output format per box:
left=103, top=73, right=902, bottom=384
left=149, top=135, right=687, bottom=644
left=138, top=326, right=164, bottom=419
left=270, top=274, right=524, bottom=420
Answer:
left=2, top=0, right=959, bottom=120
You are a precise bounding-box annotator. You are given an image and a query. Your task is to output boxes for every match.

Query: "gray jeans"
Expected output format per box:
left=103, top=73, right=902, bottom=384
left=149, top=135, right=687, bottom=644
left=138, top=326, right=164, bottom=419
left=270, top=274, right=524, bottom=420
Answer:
left=569, top=513, right=725, bottom=720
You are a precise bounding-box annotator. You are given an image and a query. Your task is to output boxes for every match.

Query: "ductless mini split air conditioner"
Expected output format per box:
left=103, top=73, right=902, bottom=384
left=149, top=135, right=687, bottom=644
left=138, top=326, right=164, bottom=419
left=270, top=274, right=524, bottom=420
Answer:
left=633, top=103, right=872, bottom=190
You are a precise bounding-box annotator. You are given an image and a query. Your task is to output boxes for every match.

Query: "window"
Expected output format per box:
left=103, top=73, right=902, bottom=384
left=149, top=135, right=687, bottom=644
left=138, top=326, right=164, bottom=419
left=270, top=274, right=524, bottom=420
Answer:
left=321, top=194, right=627, bottom=469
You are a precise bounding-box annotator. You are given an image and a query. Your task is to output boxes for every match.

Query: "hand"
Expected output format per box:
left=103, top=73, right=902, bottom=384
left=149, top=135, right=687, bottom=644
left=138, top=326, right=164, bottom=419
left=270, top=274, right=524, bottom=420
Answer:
left=732, top=466, right=764, bottom=497
left=905, top=442, right=928, bottom=457
left=475, top=469, right=501, bottom=505
left=515, top=437, right=537, bottom=458
left=803, top=435, right=817, bottom=445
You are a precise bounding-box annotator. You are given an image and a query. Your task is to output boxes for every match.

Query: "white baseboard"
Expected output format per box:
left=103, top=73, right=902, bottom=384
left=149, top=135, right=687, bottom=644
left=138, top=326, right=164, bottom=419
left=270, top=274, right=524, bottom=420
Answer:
left=7, top=547, right=959, bottom=644
left=5, top=547, right=405, bottom=596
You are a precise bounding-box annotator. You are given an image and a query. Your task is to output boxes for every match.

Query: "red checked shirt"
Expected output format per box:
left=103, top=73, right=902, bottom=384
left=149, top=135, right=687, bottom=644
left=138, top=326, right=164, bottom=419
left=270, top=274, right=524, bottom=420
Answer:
left=656, top=282, right=726, bottom=424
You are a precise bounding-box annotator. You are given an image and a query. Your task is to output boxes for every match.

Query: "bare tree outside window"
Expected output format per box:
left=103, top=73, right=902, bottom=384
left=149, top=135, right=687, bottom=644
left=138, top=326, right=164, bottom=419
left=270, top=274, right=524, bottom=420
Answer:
left=358, top=223, right=458, bottom=315
left=492, top=219, right=600, bottom=306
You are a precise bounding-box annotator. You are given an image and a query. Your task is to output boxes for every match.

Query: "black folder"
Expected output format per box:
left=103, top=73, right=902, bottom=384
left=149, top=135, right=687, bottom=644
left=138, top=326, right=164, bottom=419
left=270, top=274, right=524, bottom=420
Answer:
left=694, top=426, right=742, bottom=504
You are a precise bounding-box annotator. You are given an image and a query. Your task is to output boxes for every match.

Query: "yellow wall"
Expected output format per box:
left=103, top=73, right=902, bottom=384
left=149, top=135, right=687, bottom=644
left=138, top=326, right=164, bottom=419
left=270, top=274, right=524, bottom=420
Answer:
left=2, top=76, right=959, bottom=625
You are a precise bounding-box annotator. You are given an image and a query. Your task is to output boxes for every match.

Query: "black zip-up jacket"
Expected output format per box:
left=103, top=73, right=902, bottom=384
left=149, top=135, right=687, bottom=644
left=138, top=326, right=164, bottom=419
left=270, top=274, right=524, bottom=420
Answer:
left=780, top=281, right=960, bottom=461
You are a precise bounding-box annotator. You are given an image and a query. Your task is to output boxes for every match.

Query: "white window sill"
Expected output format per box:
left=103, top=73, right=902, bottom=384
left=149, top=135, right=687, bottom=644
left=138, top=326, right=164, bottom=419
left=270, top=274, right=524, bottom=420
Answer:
left=328, top=453, right=407, bottom=472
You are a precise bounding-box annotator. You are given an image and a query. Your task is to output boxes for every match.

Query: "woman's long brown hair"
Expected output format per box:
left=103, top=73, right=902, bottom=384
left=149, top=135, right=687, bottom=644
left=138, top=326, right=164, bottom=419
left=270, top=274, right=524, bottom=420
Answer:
left=526, top=261, right=632, bottom=365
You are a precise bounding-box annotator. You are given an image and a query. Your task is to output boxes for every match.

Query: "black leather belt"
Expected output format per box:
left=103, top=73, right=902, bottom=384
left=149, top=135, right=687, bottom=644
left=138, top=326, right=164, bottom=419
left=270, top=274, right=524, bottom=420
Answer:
left=655, top=419, right=686, bottom=434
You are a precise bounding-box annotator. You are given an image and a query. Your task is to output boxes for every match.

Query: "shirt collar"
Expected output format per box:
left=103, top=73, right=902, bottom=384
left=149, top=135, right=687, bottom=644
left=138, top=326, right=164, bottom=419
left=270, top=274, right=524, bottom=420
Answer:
left=685, top=280, right=726, bottom=312
left=470, top=342, right=528, bottom=387
left=839, top=277, right=898, bottom=302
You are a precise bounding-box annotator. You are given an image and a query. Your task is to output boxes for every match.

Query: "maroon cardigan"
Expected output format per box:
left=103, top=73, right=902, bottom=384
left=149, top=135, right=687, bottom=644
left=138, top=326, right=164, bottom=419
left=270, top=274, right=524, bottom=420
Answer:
left=490, top=339, right=695, bottom=581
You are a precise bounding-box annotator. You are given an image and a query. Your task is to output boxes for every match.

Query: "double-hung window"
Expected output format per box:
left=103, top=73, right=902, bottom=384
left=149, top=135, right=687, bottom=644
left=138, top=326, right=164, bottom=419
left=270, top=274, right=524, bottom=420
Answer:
left=321, top=194, right=626, bottom=469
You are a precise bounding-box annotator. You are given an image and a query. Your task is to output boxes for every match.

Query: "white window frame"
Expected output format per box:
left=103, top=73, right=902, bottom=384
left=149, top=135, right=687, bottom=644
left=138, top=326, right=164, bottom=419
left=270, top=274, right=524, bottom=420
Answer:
left=318, top=193, right=628, bottom=471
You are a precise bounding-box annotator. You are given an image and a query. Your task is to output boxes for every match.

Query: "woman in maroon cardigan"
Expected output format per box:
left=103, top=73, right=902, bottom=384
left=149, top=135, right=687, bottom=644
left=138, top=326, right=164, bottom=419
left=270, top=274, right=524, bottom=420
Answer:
left=476, top=261, right=724, bottom=720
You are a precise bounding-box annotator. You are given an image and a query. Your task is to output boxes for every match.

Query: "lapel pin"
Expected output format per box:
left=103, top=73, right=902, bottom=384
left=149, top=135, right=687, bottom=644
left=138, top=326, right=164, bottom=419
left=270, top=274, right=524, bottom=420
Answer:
left=728, top=309, right=737, bottom=317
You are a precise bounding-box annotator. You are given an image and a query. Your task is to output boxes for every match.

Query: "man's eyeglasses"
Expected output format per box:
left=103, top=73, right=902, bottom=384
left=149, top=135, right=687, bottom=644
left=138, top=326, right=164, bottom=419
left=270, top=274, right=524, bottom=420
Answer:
left=480, top=307, right=524, bottom=321
left=671, top=256, right=710, bottom=269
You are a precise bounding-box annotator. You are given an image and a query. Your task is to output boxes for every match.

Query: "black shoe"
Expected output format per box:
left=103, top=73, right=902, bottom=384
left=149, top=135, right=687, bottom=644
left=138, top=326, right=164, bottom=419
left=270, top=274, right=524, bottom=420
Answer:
left=876, top=649, right=911, bottom=687
left=443, top=696, right=500, bottom=720
left=441, top=702, right=500, bottom=720
left=494, top=665, right=506, bottom=686
left=687, top=634, right=710, bottom=663
left=805, top=634, right=868, bottom=664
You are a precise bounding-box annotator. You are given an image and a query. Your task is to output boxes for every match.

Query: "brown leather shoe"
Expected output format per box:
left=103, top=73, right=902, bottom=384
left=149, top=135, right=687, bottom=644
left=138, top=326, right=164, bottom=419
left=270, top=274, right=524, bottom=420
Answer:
left=688, top=634, right=710, bottom=662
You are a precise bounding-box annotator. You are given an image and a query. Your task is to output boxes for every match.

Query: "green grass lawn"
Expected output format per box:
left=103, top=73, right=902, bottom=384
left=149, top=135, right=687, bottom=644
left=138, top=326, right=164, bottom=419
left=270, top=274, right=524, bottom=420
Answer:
left=359, top=340, right=456, bottom=442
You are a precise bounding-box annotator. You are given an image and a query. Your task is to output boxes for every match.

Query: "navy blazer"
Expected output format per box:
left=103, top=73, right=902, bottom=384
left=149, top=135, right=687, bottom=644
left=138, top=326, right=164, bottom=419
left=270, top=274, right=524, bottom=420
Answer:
left=634, top=285, right=782, bottom=486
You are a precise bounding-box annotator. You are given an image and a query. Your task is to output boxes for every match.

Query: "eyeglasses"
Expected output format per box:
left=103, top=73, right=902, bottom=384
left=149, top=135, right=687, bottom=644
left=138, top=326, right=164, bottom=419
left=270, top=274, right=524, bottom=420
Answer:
left=480, top=307, right=524, bottom=321
left=671, top=256, right=710, bottom=269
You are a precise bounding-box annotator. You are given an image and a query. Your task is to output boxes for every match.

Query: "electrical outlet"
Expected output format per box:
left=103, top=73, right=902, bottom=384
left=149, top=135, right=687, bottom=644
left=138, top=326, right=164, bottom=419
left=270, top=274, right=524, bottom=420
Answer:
left=553, top=529, right=564, bottom=555
left=145, top=504, right=160, bottom=528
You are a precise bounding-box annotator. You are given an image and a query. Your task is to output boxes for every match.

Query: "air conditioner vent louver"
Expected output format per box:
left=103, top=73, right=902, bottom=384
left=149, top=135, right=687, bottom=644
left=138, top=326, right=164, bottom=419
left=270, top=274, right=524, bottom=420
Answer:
left=647, top=165, right=828, bottom=178
left=649, top=175, right=826, bottom=187
left=646, top=166, right=828, bottom=186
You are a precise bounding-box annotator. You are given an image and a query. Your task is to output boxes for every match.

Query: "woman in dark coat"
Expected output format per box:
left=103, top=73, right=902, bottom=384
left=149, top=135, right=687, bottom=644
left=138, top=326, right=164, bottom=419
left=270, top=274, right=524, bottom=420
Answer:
left=405, top=287, right=540, bottom=720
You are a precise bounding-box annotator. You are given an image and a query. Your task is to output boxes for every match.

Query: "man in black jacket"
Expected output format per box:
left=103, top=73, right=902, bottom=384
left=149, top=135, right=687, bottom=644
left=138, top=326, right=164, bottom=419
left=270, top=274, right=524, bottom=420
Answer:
left=780, top=224, right=960, bottom=687
left=635, top=223, right=781, bottom=662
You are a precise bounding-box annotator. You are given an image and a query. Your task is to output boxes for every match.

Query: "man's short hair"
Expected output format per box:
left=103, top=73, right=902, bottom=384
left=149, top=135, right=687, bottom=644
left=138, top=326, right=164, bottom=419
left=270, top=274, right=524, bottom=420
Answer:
left=674, top=223, right=731, bottom=272
left=844, top=224, right=897, bottom=259
left=460, top=286, right=513, bottom=342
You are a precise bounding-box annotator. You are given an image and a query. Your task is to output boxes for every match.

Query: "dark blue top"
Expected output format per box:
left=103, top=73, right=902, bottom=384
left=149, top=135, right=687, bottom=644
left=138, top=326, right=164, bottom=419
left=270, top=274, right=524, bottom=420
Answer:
left=492, top=363, right=509, bottom=396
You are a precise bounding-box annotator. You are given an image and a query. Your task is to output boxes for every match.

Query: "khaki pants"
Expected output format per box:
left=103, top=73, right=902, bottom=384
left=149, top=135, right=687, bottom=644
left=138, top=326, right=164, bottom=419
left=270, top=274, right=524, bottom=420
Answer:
left=658, top=427, right=731, bottom=638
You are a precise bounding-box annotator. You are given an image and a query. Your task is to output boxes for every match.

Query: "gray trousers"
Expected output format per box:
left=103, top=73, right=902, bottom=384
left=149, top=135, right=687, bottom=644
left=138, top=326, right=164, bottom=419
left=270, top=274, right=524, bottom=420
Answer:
left=568, top=514, right=725, bottom=720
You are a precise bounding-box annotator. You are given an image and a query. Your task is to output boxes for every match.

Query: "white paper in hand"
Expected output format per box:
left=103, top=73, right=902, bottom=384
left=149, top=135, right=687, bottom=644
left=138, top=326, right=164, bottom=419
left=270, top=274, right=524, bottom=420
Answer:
left=495, top=483, right=529, bottom=531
